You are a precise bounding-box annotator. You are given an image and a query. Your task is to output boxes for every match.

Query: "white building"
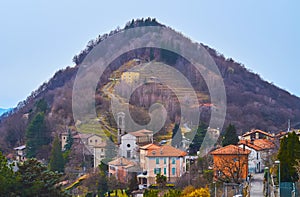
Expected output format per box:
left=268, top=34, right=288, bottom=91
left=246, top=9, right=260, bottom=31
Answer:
left=119, top=129, right=153, bottom=160
left=238, top=139, right=275, bottom=173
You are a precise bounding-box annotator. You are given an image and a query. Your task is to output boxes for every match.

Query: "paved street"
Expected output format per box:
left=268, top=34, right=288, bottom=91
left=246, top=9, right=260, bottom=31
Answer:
left=250, top=173, right=264, bottom=197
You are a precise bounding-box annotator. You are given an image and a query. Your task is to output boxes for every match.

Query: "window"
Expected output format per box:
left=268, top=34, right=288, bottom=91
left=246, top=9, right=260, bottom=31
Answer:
left=101, top=148, right=104, bottom=152
left=127, top=144, right=131, bottom=148
left=154, top=168, right=161, bottom=174
left=172, top=157, right=176, bottom=164
left=164, top=158, right=166, bottom=164
left=164, top=167, right=167, bottom=175
left=256, top=152, right=259, bottom=160
left=172, top=167, right=176, bottom=175
left=95, top=139, right=98, bottom=143
left=156, top=158, right=159, bottom=164
left=127, top=150, right=131, bottom=158
left=90, top=140, right=92, bottom=143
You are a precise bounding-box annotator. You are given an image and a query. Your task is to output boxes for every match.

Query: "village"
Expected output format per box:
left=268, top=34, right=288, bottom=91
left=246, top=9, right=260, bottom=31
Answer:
left=8, top=63, right=300, bottom=197
left=11, top=123, right=300, bottom=197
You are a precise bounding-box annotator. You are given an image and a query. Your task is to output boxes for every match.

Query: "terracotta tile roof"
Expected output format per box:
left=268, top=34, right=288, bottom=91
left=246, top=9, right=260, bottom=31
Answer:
left=253, top=139, right=275, bottom=149
left=242, top=129, right=274, bottom=138
left=239, top=139, right=275, bottom=151
left=210, top=145, right=251, bottom=155
left=275, top=131, right=287, bottom=138
left=145, top=145, right=187, bottom=157
left=108, top=157, right=137, bottom=168
left=238, top=140, right=261, bottom=151
left=140, top=143, right=160, bottom=150
left=129, top=129, right=153, bottom=137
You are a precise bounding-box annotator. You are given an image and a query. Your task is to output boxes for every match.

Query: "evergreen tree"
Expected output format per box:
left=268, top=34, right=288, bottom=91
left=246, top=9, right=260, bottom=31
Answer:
left=17, top=158, right=67, bottom=197
left=49, top=135, right=65, bottom=173
left=0, top=152, right=18, bottom=196
left=189, top=123, right=207, bottom=155
left=26, top=112, right=49, bottom=158
left=98, top=164, right=108, bottom=197
left=171, top=124, right=182, bottom=148
left=64, top=129, right=73, bottom=151
left=35, top=99, right=48, bottom=113
left=221, top=124, right=239, bottom=146
left=278, top=131, right=300, bottom=182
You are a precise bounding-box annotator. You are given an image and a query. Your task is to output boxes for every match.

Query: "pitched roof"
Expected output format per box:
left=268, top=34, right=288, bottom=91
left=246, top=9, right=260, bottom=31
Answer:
left=275, top=131, right=287, bottom=138
left=14, top=145, right=26, bottom=150
left=129, top=129, right=153, bottom=137
left=242, top=129, right=274, bottom=138
left=140, top=143, right=160, bottom=150
left=73, top=133, right=94, bottom=139
left=108, top=157, right=137, bottom=168
left=238, top=140, right=261, bottom=151
left=145, top=145, right=187, bottom=157
left=239, top=139, right=275, bottom=151
left=210, top=145, right=251, bottom=155
left=252, top=139, right=275, bottom=149
left=73, top=133, right=102, bottom=139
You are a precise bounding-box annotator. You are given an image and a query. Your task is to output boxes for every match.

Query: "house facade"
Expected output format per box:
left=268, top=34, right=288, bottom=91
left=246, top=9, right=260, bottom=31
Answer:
left=238, top=139, right=275, bottom=173
left=70, top=132, right=106, bottom=168
left=108, top=157, right=140, bottom=183
left=119, top=129, right=153, bottom=160
left=14, top=145, right=26, bottom=162
left=138, top=144, right=187, bottom=187
left=121, top=71, right=140, bottom=84
left=242, top=129, right=274, bottom=140
left=211, top=145, right=250, bottom=183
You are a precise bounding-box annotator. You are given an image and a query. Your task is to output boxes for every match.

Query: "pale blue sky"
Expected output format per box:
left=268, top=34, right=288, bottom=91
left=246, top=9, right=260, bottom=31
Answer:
left=0, top=1, right=299, bottom=108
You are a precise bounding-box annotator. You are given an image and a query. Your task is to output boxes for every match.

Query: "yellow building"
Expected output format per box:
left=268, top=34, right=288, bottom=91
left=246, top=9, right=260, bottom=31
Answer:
left=121, top=71, right=140, bottom=84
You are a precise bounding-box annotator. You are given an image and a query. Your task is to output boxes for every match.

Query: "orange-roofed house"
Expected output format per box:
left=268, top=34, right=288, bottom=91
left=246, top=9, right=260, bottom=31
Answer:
left=211, top=145, right=250, bottom=183
left=242, top=129, right=274, bottom=140
left=238, top=139, right=275, bottom=173
left=108, top=157, right=140, bottom=183
left=137, top=144, right=187, bottom=187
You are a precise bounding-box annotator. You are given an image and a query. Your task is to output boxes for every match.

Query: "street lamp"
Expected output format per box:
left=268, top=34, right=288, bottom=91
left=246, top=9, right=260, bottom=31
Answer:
left=265, top=167, right=269, bottom=197
left=213, top=181, right=216, bottom=197
left=275, top=160, right=280, bottom=197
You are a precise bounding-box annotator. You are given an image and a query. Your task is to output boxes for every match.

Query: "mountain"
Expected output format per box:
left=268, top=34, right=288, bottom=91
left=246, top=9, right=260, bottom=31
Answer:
left=0, top=18, right=299, bottom=152
left=0, top=108, right=11, bottom=116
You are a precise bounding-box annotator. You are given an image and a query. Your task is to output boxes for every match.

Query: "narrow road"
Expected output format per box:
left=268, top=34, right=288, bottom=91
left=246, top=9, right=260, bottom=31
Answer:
left=250, top=173, right=264, bottom=197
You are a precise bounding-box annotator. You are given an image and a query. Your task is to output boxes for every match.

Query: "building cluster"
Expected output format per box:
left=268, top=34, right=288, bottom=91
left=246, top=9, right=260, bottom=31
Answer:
left=11, top=125, right=300, bottom=189
left=210, top=129, right=294, bottom=183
